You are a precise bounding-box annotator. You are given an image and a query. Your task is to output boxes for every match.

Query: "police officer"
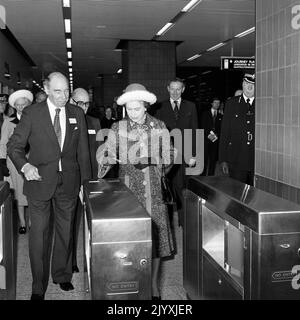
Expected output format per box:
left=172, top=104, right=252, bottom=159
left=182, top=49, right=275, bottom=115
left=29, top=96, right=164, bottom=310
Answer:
left=218, top=73, right=255, bottom=185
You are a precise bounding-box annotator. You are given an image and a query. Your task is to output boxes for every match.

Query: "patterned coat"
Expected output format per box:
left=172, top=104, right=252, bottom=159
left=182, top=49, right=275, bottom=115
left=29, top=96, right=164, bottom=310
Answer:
left=96, top=113, right=175, bottom=258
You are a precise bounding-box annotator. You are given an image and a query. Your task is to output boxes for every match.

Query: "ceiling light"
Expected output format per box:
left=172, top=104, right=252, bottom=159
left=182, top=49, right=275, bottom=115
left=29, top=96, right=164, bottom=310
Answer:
left=66, top=38, right=72, bottom=48
left=64, top=19, right=71, bottom=33
left=117, top=69, right=122, bottom=74
left=63, top=0, right=70, bottom=7
left=207, top=42, right=225, bottom=51
left=69, top=68, right=73, bottom=72
left=67, top=51, right=72, bottom=59
left=156, top=22, right=174, bottom=36
left=235, top=27, right=255, bottom=38
left=187, top=54, right=201, bottom=61
left=181, top=0, right=202, bottom=12
left=201, top=70, right=212, bottom=75
left=69, top=73, right=73, bottom=77
left=68, top=61, right=72, bottom=66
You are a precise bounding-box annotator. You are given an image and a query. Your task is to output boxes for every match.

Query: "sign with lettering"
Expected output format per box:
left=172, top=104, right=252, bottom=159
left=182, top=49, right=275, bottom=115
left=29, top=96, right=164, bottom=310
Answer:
left=221, top=57, right=255, bottom=70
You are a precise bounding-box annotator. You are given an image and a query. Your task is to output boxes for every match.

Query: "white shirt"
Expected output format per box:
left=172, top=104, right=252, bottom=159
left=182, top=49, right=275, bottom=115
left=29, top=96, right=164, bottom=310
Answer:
left=243, top=94, right=254, bottom=106
left=170, top=97, right=182, bottom=111
left=47, top=98, right=66, bottom=171
left=211, top=108, right=217, bottom=117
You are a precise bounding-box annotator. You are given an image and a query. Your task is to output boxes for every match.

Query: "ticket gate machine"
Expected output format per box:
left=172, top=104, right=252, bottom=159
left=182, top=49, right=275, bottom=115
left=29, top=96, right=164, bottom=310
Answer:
left=83, top=179, right=152, bottom=300
left=0, top=182, right=15, bottom=300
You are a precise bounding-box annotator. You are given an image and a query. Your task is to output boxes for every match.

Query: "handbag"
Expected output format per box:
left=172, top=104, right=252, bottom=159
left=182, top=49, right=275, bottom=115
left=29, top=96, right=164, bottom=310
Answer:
left=161, top=165, right=174, bottom=205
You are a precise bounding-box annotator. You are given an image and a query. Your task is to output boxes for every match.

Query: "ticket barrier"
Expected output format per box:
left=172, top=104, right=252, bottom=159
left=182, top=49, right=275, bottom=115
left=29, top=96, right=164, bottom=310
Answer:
left=83, top=179, right=152, bottom=300
left=0, top=182, right=15, bottom=300
left=184, top=176, right=300, bottom=300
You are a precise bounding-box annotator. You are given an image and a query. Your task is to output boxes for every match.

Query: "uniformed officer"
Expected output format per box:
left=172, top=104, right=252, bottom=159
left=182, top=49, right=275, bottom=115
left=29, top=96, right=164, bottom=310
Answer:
left=218, top=73, right=255, bottom=185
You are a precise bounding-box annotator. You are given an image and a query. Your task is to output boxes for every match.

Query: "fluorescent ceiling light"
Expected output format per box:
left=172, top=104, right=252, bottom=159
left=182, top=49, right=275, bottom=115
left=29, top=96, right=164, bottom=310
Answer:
left=201, top=70, right=212, bottom=75
left=207, top=42, right=225, bottom=51
left=181, top=0, right=202, bottom=12
left=64, top=19, right=71, bottom=33
left=67, top=51, right=72, bottom=59
left=235, top=27, right=255, bottom=38
left=117, top=69, right=122, bottom=74
left=69, top=68, right=73, bottom=73
left=66, top=38, right=72, bottom=48
left=63, top=0, right=70, bottom=7
left=68, top=61, right=72, bottom=66
left=156, top=22, right=174, bottom=36
left=69, top=73, right=73, bottom=77
left=187, top=54, right=201, bottom=61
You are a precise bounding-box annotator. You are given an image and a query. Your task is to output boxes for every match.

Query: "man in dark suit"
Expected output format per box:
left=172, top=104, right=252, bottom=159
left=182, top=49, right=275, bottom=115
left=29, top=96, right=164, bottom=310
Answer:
left=70, top=87, right=101, bottom=272
left=7, top=72, right=91, bottom=300
left=219, top=73, right=255, bottom=185
left=153, top=78, right=198, bottom=226
left=201, top=97, right=223, bottom=176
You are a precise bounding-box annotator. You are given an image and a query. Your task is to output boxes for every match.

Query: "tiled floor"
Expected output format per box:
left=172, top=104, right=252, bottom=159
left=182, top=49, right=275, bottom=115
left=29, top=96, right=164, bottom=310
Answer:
left=15, top=211, right=186, bottom=300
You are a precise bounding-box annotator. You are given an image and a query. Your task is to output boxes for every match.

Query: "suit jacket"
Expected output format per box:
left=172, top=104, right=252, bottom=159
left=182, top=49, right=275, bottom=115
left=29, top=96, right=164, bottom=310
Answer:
left=86, top=115, right=101, bottom=179
left=218, top=95, right=255, bottom=171
left=7, top=101, right=91, bottom=200
left=153, top=99, right=198, bottom=160
left=201, top=109, right=223, bottom=153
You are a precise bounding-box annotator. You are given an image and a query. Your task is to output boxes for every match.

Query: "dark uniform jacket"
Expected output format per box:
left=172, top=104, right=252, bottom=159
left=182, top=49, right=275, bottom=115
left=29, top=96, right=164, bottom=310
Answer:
left=218, top=95, right=255, bottom=172
left=86, top=114, right=101, bottom=179
left=7, top=101, right=91, bottom=200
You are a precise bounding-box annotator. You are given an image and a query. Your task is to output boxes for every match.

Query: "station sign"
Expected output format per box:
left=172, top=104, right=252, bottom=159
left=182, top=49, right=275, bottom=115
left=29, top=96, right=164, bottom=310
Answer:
left=221, top=56, right=255, bottom=70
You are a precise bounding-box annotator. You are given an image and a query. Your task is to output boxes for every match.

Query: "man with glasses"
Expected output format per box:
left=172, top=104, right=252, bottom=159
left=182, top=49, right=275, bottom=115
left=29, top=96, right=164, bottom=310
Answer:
left=70, top=87, right=101, bottom=273
left=70, top=88, right=101, bottom=178
left=219, top=73, right=255, bottom=185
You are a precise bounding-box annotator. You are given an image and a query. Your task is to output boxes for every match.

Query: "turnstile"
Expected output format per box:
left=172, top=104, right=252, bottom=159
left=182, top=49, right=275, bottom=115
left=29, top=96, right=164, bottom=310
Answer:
left=0, top=181, right=15, bottom=300
left=83, top=179, right=152, bottom=300
left=184, top=176, right=300, bottom=300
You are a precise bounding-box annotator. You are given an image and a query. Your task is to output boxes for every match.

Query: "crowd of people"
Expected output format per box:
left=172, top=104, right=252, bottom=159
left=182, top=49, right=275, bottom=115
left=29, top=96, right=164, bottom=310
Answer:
left=0, top=70, right=255, bottom=300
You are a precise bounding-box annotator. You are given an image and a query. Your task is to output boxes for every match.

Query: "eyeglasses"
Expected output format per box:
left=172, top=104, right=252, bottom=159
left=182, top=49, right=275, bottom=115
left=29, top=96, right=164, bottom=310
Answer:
left=72, top=99, right=89, bottom=108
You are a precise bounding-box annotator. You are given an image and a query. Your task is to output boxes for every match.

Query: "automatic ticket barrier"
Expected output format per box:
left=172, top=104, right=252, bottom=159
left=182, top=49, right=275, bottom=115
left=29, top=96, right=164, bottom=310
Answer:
left=0, top=182, right=15, bottom=300
left=83, top=179, right=152, bottom=300
left=184, top=176, right=300, bottom=300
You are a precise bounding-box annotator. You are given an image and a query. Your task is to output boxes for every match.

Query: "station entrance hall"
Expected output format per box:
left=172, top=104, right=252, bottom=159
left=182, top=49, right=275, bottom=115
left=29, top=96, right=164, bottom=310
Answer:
left=1, top=0, right=300, bottom=301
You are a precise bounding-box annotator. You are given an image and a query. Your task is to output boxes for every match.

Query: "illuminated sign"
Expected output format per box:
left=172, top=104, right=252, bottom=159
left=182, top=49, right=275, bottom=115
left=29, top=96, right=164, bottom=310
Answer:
left=221, top=57, right=255, bottom=70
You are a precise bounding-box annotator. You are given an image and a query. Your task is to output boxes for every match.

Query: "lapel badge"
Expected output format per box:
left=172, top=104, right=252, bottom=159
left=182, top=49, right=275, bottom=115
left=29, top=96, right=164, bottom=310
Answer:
left=69, top=118, right=77, bottom=124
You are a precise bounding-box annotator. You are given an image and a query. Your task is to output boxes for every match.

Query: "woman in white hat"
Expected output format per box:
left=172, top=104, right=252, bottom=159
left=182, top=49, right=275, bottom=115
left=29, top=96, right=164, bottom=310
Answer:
left=97, top=83, right=176, bottom=300
left=0, top=89, right=33, bottom=234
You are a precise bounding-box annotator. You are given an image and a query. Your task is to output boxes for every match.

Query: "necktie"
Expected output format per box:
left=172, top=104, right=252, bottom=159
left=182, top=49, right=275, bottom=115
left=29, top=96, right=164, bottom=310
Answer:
left=246, top=98, right=251, bottom=115
left=54, top=108, right=62, bottom=147
left=212, top=110, right=216, bottom=127
left=174, top=100, right=179, bottom=120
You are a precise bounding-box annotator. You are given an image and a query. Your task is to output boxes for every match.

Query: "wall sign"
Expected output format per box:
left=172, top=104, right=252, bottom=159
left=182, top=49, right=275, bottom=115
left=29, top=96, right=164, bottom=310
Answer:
left=221, top=57, right=255, bottom=70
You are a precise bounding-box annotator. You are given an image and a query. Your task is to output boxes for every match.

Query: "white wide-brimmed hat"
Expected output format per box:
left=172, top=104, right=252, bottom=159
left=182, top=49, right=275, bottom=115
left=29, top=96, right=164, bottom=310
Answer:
left=9, top=89, right=33, bottom=108
left=117, top=83, right=157, bottom=106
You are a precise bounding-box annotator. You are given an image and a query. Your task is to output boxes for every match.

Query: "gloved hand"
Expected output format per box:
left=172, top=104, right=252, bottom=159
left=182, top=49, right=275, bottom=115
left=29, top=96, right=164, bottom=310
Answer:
left=133, top=157, right=157, bottom=170
left=0, top=159, right=9, bottom=177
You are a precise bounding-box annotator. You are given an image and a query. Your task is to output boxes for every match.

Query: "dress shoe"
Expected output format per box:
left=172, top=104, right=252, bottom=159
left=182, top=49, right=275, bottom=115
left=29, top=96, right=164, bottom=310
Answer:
left=19, top=226, right=27, bottom=234
left=30, top=293, right=44, bottom=300
left=53, top=281, right=74, bottom=291
left=72, top=265, right=79, bottom=273
left=152, top=296, right=162, bottom=300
